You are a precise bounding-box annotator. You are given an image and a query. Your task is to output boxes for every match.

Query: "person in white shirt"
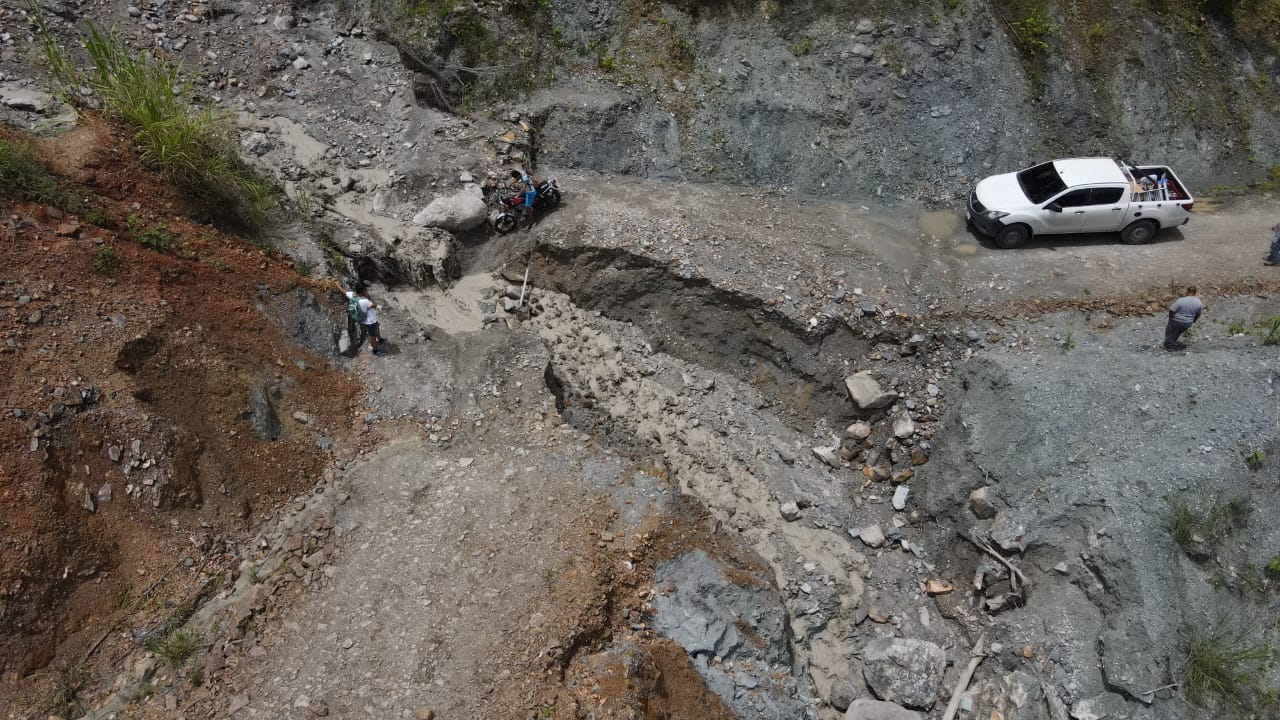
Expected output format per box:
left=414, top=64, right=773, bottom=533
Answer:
left=344, top=284, right=387, bottom=356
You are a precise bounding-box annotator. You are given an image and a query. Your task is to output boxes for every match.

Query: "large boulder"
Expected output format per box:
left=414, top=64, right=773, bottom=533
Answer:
left=843, top=699, right=923, bottom=720
left=411, top=185, right=488, bottom=232
left=391, top=228, right=459, bottom=288
left=844, top=371, right=897, bottom=410
left=860, top=637, right=946, bottom=709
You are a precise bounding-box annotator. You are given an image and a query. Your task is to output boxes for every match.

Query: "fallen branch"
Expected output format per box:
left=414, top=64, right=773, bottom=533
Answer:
left=962, top=530, right=1030, bottom=593
left=940, top=633, right=987, bottom=720
left=1139, top=682, right=1180, bottom=699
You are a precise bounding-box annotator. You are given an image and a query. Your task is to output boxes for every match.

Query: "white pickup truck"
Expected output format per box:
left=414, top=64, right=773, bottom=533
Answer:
left=967, top=158, right=1194, bottom=248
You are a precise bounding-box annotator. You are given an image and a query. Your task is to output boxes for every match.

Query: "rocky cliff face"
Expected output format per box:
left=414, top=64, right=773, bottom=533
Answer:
left=364, top=0, right=1280, bottom=203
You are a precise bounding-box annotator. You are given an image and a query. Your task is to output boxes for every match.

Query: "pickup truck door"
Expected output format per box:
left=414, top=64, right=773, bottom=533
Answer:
left=1076, top=186, right=1127, bottom=232
left=1038, top=189, right=1092, bottom=234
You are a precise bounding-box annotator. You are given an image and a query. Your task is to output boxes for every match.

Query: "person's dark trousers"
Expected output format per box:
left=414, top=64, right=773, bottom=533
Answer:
left=1164, top=319, right=1192, bottom=348
left=1269, top=233, right=1280, bottom=263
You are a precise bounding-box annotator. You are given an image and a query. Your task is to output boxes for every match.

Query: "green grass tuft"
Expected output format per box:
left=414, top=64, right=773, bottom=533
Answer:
left=144, top=628, right=202, bottom=668
left=1166, top=495, right=1250, bottom=555
left=1246, top=449, right=1266, bottom=471
left=40, top=21, right=275, bottom=230
left=1263, top=316, right=1280, bottom=346
left=39, top=661, right=87, bottom=718
left=1181, top=617, right=1276, bottom=709
left=0, top=138, right=70, bottom=208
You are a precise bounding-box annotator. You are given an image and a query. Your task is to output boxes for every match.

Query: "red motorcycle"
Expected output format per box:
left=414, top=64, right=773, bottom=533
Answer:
left=489, top=177, right=562, bottom=233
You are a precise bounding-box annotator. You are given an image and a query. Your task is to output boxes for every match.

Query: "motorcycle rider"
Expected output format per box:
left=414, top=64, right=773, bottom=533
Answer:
left=508, top=168, right=538, bottom=229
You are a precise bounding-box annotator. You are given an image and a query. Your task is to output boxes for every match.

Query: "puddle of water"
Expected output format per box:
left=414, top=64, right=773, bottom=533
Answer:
left=918, top=211, right=963, bottom=238
left=394, top=274, right=493, bottom=334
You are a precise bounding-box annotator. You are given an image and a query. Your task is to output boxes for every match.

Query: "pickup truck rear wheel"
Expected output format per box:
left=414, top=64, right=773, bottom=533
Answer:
left=1121, top=220, right=1157, bottom=245
left=994, top=224, right=1031, bottom=249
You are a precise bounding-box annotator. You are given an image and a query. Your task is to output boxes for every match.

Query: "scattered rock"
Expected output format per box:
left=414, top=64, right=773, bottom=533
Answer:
left=988, top=513, right=1027, bottom=552
left=968, top=486, right=996, bottom=519
left=846, top=421, right=872, bottom=440
left=828, top=680, right=857, bottom=712
left=923, top=579, right=953, bottom=595
left=273, top=14, right=296, bottom=30
left=891, top=485, right=909, bottom=510
left=861, top=637, right=947, bottom=709
left=779, top=501, right=802, bottom=522
left=858, top=524, right=885, bottom=548
left=292, top=56, right=310, bottom=70
left=813, top=445, right=841, bottom=468
left=845, top=371, right=897, bottom=410
left=892, top=413, right=915, bottom=439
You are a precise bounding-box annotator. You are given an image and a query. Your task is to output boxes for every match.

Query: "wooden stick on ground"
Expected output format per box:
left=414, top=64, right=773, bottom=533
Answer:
left=962, top=531, right=1030, bottom=592
left=517, top=260, right=531, bottom=309
left=941, top=633, right=987, bottom=720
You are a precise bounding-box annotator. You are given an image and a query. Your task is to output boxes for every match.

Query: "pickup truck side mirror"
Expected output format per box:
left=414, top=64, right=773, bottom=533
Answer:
left=1045, top=202, right=1063, bottom=213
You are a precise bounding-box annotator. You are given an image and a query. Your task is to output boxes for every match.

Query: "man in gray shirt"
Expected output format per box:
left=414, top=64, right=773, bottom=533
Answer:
left=1161, top=286, right=1203, bottom=351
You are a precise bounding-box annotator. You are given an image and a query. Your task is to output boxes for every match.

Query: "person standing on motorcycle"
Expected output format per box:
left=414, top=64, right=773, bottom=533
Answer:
left=509, top=169, right=538, bottom=229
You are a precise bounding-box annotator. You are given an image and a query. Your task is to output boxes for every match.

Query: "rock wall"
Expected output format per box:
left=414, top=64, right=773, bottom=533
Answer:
left=515, top=0, right=1280, bottom=203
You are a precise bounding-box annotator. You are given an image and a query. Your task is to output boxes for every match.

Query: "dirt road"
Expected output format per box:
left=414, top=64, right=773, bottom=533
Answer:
left=536, top=170, right=1280, bottom=315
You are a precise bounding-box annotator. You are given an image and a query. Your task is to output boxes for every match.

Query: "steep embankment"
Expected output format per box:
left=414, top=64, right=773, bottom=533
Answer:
left=0, top=122, right=360, bottom=717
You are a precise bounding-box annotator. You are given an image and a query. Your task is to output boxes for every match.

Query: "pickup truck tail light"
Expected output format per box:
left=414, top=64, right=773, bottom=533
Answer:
left=1182, top=202, right=1194, bottom=211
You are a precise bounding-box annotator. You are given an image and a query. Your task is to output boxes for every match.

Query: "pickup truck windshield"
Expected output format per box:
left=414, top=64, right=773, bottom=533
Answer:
left=1017, top=162, right=1067, bottom=204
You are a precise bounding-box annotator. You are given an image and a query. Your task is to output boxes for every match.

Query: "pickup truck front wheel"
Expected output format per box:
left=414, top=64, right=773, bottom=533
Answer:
left=994, top=223, right=1031, bottom=249
left=1121, top=220, right=1157, bottom=245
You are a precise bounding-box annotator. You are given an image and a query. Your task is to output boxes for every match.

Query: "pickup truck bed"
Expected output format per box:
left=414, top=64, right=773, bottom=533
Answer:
left=1126, top=165, right=1190, bottom=204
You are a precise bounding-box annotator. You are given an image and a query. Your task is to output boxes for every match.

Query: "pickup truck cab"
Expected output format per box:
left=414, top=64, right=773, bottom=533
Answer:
left=967, top=158, right=1193, bottom=248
